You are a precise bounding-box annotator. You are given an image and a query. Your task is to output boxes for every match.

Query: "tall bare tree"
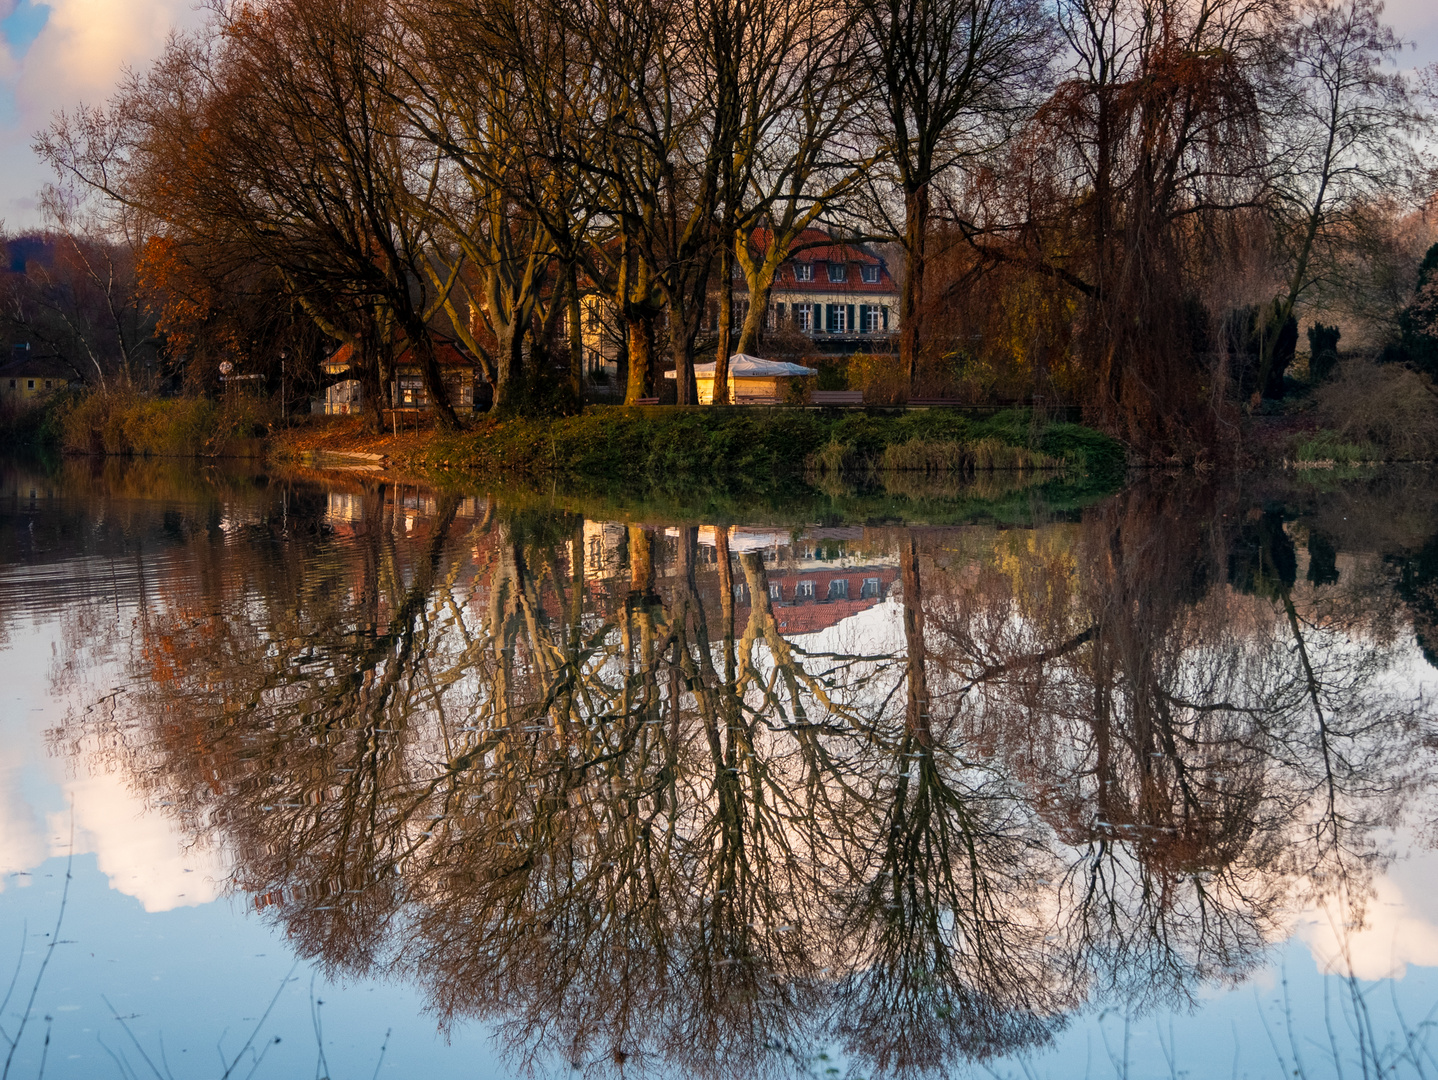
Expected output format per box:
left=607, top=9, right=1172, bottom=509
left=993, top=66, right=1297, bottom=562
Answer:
left=852, top=0, right=1051, bottom=391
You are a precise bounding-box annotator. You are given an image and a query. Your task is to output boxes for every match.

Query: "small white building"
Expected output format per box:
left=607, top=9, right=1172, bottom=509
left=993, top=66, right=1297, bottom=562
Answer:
left=667, top=354, right=818, bottom=404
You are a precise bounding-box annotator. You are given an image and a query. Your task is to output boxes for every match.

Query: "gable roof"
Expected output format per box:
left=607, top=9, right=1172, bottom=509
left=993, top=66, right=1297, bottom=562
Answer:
left=325, top=333, right=477, bottom=372
left=0, top=355, right=78, bottom=381
left=748, top=228, right=884, bottom=266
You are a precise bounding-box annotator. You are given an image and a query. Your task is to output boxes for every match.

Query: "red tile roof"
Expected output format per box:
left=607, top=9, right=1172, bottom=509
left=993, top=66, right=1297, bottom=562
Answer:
left=324, top=334, right=476, bottom=373
left=744, top=228, right=898, bottom=294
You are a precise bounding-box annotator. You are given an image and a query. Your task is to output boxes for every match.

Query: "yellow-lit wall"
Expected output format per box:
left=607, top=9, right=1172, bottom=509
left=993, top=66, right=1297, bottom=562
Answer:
left=0, top=374, right=64, bottom=405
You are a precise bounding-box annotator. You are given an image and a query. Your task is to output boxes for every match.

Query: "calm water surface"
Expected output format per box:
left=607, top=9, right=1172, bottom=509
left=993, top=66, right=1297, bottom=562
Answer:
left=5, top=456, right=1438, bottom=1079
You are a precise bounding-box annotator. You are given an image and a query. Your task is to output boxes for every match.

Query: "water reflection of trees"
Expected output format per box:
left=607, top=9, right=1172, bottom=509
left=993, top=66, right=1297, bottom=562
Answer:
left=59, top=477, right=1438, bottom=1078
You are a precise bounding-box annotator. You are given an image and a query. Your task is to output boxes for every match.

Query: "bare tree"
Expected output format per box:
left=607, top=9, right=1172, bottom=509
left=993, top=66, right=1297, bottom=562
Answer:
left=1256, top=0, right=1429, bottom=394
left=851, top=0, right=1051, bottom=391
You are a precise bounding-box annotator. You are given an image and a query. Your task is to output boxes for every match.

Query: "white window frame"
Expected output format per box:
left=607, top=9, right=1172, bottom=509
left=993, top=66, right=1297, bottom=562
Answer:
left=795, top=303, right=814, bottom=332
left=827, top=262, right=847, bottom=283
left=794, top=262, right=813, bottom=282
left=861, top=264, right=880, bottom=283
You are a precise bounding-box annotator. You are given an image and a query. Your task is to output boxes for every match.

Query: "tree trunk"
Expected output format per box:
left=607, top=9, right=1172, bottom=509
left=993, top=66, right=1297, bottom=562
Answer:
left=900, top=183, right=930, bottom=395
left=715, top=239, right=733, bottom=405
left=357, top=335, right=385, bottom=433
left=402, top=320, right=460, bottom=430
left=492, top=320, right=526, bottom=413
left=626, top=314, right=655, bottom=403
left=566, top=263, right=584, bottom=400
left=671, top=306, right=699, bottom=406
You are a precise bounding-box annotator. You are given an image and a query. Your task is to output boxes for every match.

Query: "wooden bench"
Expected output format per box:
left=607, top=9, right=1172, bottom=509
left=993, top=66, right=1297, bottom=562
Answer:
left=632, top=397, right=659, bottom=406
left=733, top=393, right=779, bottom=405
left=810, top=390, right=863, bottom=406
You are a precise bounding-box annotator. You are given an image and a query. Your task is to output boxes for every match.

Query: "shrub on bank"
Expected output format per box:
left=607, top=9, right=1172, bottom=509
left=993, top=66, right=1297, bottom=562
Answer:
left=1311, top=360, right=1438, bottom=461
left=59, top=391, right=277, bottom=457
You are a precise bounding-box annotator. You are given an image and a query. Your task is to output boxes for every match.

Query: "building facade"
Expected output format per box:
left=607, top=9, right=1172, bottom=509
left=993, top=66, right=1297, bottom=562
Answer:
left=578, top=229, right=901, bottom=376
left=319, top=335, right=478, bottom=415
left=738, top=229, right=900, bottom=355
left=0, top=350, right=76, bottom=406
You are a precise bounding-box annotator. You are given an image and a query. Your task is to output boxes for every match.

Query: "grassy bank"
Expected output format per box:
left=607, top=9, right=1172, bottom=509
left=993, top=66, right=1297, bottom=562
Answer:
left=358, top=406, right=1126, bottom=488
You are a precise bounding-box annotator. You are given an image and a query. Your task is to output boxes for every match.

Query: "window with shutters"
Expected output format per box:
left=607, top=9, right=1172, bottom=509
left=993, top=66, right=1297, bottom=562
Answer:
left=828, top=305, right=847, bottom=333
left=861, top=264, right=880, bottom=283
left=795, top=303, right=814, bottom=331
left=794, top=262, right=813, bottom=281
left=827, top=262, right=847, bottom=282
left=862, top=305, right=883, bottom=333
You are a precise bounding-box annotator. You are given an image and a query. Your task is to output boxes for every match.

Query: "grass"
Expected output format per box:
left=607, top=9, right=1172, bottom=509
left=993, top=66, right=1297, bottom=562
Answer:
left=57, top=391, right=275, bottom=457
left=1291, top=429, right=1379, bottom=466
left=382, top=406, right=1124, bottom=490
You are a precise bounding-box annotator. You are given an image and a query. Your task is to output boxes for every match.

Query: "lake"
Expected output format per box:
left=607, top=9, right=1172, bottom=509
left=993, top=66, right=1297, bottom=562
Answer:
left=4, top=455, right=1438, bottom=1079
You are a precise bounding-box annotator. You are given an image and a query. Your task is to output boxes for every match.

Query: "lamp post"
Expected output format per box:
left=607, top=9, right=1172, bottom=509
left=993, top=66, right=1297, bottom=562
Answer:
left=280, top=349, right=287, bottom=426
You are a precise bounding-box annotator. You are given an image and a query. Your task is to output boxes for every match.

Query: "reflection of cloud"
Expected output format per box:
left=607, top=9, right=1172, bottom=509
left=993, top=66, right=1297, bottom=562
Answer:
left=0, top=753, right=47, bottom=886
left=1296, top=850, right=1438, bottom=980
left=2, top=600, right=225, bottom=913
left=58, top=769, right=223, bottom=913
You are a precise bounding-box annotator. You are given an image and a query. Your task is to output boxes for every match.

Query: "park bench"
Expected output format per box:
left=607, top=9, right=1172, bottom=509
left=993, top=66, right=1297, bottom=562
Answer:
left=633, top=397, right=660, bottom=405
left=810, top=390, right=863, bottom=406
left=733, top=392, right=779, bottom=405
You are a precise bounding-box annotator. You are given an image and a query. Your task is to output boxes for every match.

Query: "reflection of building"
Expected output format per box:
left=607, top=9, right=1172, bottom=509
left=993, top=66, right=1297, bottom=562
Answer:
left=321, top=485, right=487, bottom=532
left=571, top=524, right=902, bottom=638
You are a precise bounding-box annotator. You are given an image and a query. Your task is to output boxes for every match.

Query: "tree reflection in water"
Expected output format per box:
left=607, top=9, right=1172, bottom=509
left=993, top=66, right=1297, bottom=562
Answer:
left=52, top=475, right=1438, bottom=1078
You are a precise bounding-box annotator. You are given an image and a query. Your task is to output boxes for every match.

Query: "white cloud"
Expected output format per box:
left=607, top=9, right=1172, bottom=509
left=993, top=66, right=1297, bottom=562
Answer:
left=0, top=0, right=200, bottom=227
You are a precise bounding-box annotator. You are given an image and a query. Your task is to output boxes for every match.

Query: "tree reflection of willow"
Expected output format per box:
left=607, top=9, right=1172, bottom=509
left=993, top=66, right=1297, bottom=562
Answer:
left=71, top=480, right=1435, bottom=1078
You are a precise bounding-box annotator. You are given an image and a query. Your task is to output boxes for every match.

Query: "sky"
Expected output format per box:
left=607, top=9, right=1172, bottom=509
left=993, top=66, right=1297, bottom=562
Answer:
left=0, top=0, right=1434, bottom=231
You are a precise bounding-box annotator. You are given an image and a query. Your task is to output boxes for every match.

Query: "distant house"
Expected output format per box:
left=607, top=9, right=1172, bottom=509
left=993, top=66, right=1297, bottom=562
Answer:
left=578, top=229, right=900, bottom=378
left=0, top=350, right=76, bottom=406
left=319, top=335, right=479, bottom=415
left=738, top=229, right=900, bottom=354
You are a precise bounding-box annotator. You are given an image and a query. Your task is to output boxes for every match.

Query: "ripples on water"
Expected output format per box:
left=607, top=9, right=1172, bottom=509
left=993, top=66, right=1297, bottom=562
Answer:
left=5, top=456, right=1438, bottom=1078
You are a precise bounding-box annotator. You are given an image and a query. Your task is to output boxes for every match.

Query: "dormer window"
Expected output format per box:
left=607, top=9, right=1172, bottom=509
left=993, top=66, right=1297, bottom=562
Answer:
left=827, top=263, right=847, bottom=283
left=794, top=262, right=813, bottom=282
left=861, top=264, right=880, bottom=283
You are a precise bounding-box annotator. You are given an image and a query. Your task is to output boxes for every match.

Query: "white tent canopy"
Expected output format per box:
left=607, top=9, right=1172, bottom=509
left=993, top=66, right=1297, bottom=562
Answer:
left=670, top=354, right=817, bottom=379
